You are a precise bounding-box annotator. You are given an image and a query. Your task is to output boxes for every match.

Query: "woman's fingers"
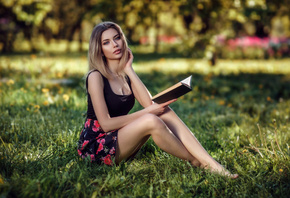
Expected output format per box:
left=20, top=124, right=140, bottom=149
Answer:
left=161, top=99, right=177, bottom=107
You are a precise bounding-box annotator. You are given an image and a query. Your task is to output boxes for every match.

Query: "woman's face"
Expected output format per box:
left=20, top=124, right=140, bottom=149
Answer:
left=101, top=28, right=123, bottom=61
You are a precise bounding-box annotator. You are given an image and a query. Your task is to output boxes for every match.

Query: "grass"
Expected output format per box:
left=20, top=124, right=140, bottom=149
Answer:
left=0, top=52, right=290, bottom=197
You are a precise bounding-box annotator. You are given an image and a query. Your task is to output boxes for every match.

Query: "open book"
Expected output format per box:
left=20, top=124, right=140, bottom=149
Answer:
left=152, top=75, right=192, bottom=103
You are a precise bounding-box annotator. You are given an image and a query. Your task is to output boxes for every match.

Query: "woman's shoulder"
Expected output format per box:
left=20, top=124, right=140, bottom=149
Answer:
left=86, top=70, right=105, bottom=89
left=87, top=70, right=104, bottom=81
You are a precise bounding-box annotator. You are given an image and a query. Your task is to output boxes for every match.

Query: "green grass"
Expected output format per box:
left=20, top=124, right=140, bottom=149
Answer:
left=0, top=53, right=290, bottom=197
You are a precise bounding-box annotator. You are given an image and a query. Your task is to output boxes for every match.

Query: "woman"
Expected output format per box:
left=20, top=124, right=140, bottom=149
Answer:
left=77, top=21, right=238, bottom=179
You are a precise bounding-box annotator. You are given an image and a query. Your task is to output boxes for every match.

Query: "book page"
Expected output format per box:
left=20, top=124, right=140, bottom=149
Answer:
left=180, top=75, right=192, bottom=88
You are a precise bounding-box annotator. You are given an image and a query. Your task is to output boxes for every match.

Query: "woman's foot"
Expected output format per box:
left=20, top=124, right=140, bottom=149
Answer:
left=204, top=163, right=239, bottom=179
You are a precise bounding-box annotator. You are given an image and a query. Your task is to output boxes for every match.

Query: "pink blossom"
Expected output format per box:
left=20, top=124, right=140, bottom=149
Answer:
left=81, top=140, right=89, bottom=150
left=109, top=147, right=115, bottom=155
left=96, top=139, right=105, bottom=154
left=85, top=119, right=91, bottom=128
left=102, top=155, right=113, bottom=166
left=96, top=133, right=106, bottom=139
left=90, top=154, right=95, bottom=162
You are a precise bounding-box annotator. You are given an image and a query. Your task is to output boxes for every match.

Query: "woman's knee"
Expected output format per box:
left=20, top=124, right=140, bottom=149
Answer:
left=142, top=113, right=166, bottom=130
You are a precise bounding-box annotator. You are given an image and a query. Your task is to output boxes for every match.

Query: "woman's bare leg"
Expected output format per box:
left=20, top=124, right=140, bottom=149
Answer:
left=115, top=114, right=197, bottom=165
left=159, top=107, right=238, bottom=178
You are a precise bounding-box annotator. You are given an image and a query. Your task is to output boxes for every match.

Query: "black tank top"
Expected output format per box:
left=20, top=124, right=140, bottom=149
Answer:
left=86, top=70, right=135, bottom=119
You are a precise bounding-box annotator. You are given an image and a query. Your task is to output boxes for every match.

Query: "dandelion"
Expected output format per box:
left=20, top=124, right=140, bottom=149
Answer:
left=218, top=100, right=225, bottom=105
left=243, top=149, right=247, bottom=153
left=34, top=105, right=40, bottom=112
left=63, top=94, right=70, bottom=102
left=56, top=72, right=63, bottom=78
left=43, top=101, right=49, bottom=106
left=30, top=54, right=37, bottom=59
left=7, top=79, right=14, bottom=85
left=42, top=88, right=49, bottom=93
left=227, top=103, right=232, bottom=107
left=27, top=108, right=30, bottom=111
left=267, top=96, right=271, bottom=101
left=279, top=169, right=283, bottom=173
left=0, top=177, right=4, bottom=184
left=20, top=88, right=27, bottom=93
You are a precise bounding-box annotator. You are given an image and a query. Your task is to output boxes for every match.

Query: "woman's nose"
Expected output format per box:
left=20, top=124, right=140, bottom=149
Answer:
left=113, top=40, right=118, bottom=47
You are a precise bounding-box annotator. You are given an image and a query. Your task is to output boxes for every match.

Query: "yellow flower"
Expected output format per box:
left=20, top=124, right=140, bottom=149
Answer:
left=63, top=94, right=70, bottom=102
left=30, top=54, right=37, bottom=59
left=267, top=96, right=271, bottom=101
left=218, top=100, right=225, bottom=105
left=27, top=108, right=30, bottom=111
left=242, top=149, right=247, bottom=153
left=43, top=101, right=49, bottom=106
left=20, top=87, right=27, bottom=93
left=204, top=179, right=208, bottom=185
left=56, top=72, right=63, bottom=78
left=34, top=105, right=40, bottom=109
left=7, top=79, right=14, bottom=85
left=42, top=88, right=49, bottom=93
left=192, top=98, right=198, bottom=102
left=0, top=177, right=4, bottom=184
left=279, top=169, right=283, bottom=173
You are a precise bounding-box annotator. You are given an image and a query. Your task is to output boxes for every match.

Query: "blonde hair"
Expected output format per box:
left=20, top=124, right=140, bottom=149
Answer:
left=88, top=21, right=129, bottom=79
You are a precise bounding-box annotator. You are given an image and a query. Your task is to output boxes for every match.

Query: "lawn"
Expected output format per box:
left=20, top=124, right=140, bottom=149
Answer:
left=0, top=52, right=289, bottom=197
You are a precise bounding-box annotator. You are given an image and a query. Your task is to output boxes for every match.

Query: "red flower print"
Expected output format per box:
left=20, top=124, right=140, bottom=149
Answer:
left=81, top=140, right=89, bottom=150
left=96, top=139, right=105, bottom=154
left=96, top=133, right=106, bottom=139
left=90, top=154, right=95, bottom=162
left=109, top=147, right=115, bottom=155
left=85, top=119, right=91, bottom=128
left=102, top=155, right=112, bottom=166
left=92, top=120, right=100, bottom=132
left=77, top=149, right=82, bottom=156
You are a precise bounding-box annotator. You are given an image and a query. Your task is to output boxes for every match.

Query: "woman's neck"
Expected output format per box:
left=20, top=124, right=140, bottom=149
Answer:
left=107, top=59, right=120, bottom=75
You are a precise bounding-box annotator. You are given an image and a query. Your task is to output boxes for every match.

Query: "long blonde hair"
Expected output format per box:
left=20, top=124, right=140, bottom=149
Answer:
left=88, top=21, right=129, bottom=79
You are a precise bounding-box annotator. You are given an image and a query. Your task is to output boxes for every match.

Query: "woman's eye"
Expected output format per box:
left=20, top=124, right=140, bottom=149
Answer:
left=103, top=41, right=109, bottom=45
left=115, top=36, right=121, bottom=40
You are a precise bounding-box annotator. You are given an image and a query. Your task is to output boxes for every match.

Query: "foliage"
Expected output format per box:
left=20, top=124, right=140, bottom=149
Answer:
left=0, top=52, right=290, bottom=197
left=0, top=0, right=289, bottom=56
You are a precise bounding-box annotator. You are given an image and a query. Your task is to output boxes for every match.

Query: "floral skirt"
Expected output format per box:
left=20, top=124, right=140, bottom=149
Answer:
left=77, top=118, right=118, bottom=165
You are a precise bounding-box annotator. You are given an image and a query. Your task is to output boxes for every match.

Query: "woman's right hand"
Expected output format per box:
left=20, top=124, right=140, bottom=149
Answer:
left=145, top=99, right=177, bottom=116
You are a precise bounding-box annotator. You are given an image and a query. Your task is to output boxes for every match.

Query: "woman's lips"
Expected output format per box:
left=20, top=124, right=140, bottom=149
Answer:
left=113, top=49, right=121, bottom=54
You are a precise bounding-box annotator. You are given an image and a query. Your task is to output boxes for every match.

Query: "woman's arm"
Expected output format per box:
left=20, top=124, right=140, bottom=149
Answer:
left=88, top=71, right=175, bottom=132
left=124, top=50, right=153, bottom=108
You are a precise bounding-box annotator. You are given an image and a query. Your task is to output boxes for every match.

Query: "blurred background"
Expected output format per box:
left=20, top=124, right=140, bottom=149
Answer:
left=0, top=0, right=289, bottom=60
